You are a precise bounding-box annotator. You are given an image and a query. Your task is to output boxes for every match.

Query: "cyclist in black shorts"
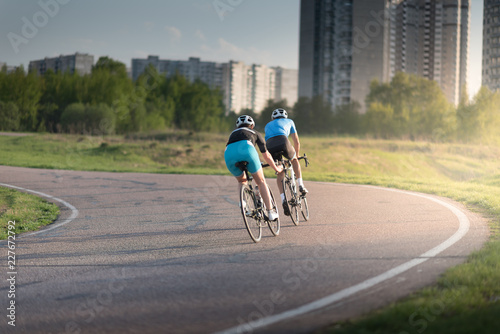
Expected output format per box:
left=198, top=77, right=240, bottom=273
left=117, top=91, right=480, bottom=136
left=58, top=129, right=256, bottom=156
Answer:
left=264, top=108, right=308, bottom=216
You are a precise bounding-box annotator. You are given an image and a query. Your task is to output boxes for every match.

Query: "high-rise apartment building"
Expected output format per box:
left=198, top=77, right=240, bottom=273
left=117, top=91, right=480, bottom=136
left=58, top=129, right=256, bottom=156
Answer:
left=274, top=67, right=299, bottom=106
left=299, top=0, right=392, bottom=110
left=250, top=64, right=276, bottom=113
left=131, top=56, right=224, bottom=89
left=29, top=53, right=94, bottom=76
left=393, top=0, right=469, bottom=105
left=483, top=0, right=500, bottom=91
left=299, top=0, right=469, bottom=110
left=133, top=56, right=297, bottom=115
left=224, top=61, right=250, bottom=114
left=221, top=62, right=278, bottom=114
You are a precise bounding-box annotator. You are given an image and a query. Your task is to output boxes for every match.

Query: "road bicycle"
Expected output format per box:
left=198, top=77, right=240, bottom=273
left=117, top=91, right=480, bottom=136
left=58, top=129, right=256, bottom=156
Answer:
left=235, top=161, right=280, bottom=243
left=278, top=153, right=310, bottom=225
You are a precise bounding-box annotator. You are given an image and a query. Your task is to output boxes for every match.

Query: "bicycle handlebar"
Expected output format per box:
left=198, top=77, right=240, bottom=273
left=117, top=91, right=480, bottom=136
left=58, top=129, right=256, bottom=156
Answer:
left=261, top=153, right=310, bottom=169
left=298, top=154, right=309, bottom=167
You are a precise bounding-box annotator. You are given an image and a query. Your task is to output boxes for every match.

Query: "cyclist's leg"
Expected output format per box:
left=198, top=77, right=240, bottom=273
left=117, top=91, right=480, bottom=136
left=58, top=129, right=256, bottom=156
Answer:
left=245, top=149, right=276, bottom=217
left=235, top=173, right=248, bottom=193
left=291, top=157, right=308, bottom=193
left=270, top=151, right=285, bottom=197
left=283, top=140, right=307, bottom=193
left=281, top=139, right=301, bottom=180
left=267, top=137, right=289, bottom=201
left=251, top=169, right=272, bottom=211
left=291, top=157, right=301, bottom=179
left=276, top=170, right=285, bottom=194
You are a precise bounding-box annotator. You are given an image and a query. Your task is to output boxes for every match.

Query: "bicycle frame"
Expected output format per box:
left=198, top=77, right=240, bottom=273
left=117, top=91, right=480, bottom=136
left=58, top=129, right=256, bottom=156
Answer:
left=235, top=161, right=280, bottom=242
left=276, top=154, right=309, bottom=225
left=278, top=154, right=309, bottom=197
left=237, top=163, right=262, bottom=219
left=282, top=159, right=296, bottom=193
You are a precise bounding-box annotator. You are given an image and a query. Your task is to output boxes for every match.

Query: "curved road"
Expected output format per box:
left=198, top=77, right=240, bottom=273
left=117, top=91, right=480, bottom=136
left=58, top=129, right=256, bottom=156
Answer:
left=0, top=166, right=488, bottom=334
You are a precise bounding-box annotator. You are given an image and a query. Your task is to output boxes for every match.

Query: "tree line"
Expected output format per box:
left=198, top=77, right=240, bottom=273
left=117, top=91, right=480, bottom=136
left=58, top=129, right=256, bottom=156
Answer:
left=255, top=72, right=500, bottom=144
left=1, top=59, right=499, bottom=144
left=0, top=57, right=229, bottom=134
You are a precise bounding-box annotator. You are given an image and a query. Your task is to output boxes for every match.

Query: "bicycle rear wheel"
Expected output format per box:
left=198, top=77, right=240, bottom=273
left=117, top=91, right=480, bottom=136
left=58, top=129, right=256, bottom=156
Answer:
left=299, top=196, right=309, bottom=221
left=240, top=184, right=262, bottom=242
left=266, top=186, right=280, bottom=236
left=283, top=179, right=300, bottom=225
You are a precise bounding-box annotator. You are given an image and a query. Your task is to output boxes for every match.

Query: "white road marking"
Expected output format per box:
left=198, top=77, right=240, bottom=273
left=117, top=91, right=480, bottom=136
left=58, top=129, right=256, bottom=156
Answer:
left=214, top=184, right=470, bottom=334
left=0, top=182, right=79, bottom=236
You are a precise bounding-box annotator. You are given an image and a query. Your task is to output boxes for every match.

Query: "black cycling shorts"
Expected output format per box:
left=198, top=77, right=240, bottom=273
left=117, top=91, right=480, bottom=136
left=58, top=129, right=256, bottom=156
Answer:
left=266, top=135, right=296, bottom=161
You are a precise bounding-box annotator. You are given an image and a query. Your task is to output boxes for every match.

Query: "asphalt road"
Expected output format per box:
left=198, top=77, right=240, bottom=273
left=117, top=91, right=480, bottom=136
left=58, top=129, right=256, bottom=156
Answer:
left=0, top=166, right=488, bottom=334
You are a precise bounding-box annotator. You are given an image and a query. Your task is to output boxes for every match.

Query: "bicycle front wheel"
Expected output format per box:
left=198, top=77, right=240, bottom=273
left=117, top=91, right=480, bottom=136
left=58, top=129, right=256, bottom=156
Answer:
left=240, top=184, right=262, bottom=242
left=266, top=185, right=280, bottom=236
left=283, top=179, right=300, bottom=225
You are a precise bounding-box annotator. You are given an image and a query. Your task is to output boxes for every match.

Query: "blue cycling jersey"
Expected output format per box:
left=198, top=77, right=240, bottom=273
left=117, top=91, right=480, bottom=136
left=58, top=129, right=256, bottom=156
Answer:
left=264, top=118, right=297, bottom=141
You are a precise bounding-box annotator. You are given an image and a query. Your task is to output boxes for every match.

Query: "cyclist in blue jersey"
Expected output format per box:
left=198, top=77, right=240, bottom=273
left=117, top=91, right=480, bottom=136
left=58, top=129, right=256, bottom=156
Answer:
left=265, top=108, right=308, bottom=216
left=225, top=115, right=283, bottom=221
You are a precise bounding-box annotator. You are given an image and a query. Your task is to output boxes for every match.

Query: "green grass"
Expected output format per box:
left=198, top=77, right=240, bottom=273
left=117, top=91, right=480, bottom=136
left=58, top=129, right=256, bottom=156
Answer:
left=0, top=187, right=60, bottom=239
left=0, top=131, right=228, bottom=174
left=1, top=132, right=500, bottom=333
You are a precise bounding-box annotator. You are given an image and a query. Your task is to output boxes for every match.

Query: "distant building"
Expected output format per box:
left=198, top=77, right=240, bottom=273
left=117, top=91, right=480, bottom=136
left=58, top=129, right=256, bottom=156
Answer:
left=0, top=62, right=19, bottom=74
left=131, top=56, right=224, bottom=89
left=223, top=63, right=293, bottom=114
left=29, top=53, right=94, bottom=76
left=223, top=61, right=250, bottom=114
left=393, top=0, right=470, bottom=105
left=132, top=56, right=298, bottom=114
left=299, top=0, right=392, bottom=111
left=298, top=0, right=469, bottom=111
left=483, top=0, right=500, bottom=92
left=274, top=67, right=298, bottom=107
left=250, top=64, right=276, bottom=113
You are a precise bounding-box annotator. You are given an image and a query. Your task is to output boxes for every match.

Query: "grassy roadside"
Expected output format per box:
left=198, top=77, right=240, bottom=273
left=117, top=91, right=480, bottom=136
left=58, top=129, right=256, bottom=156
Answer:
left=0, top=186, right=60, bottom=240
left=0, top=131, right=499, bottom=333
left=0, top=131, right=228, bottom=174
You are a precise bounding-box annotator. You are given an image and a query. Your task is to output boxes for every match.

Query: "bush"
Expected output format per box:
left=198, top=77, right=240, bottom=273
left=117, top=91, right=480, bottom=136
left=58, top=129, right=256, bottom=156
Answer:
left=61, top=103, right=116, bottom=135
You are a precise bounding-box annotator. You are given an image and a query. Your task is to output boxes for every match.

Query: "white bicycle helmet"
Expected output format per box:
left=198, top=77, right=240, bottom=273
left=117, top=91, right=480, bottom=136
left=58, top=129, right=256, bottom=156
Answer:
left=272, top=108, right=288, bottom=119
left=236, top=115, right=255, bottom=128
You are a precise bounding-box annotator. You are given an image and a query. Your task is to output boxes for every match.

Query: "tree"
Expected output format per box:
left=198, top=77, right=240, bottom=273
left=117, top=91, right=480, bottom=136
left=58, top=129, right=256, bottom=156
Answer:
left=333, top=101, right=361, bottom=135
left=291, top=97, right=313, bottom=133
left=86, top=103, right=116, bottom=135
left=0, top=67, right=42, bottom=131
left=88, top=57, right=133, bottom=106
left=37, top=103, right=59, bottom=132
left=176, top=80, right=226, bottom=131
left=312, top=95, right=335, bottom=133
left=0, top=101, right=20, bottom=131
left=60, top=103, right=86, bottom=134
left=60, top=103, right=116, bottom=135
left=365, top=72, right=454, bottom=141
left=0, top=57, right=229, bottom=134
left=363, top=102, right=395, bottom=138
left=136, top=65, right=175, bottom=131
left=459, top=86, right=500, bottom=143
left=257, top=99, right=290, bottom=131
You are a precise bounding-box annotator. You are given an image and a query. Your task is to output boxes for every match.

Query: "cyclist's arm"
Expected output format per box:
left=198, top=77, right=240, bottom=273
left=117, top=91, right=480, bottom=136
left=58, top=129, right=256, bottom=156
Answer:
left=291, top=132, right=300, bottom=157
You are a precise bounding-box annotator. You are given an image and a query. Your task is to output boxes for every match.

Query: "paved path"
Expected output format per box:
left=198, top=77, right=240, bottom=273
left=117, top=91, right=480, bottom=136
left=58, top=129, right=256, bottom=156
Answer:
left=0, top=166, right=488, bottom=334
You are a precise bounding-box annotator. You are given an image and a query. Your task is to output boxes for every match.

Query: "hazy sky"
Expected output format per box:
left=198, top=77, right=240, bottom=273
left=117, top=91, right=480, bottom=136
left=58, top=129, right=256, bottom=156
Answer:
left=0, top=0, right=483, bottom=97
